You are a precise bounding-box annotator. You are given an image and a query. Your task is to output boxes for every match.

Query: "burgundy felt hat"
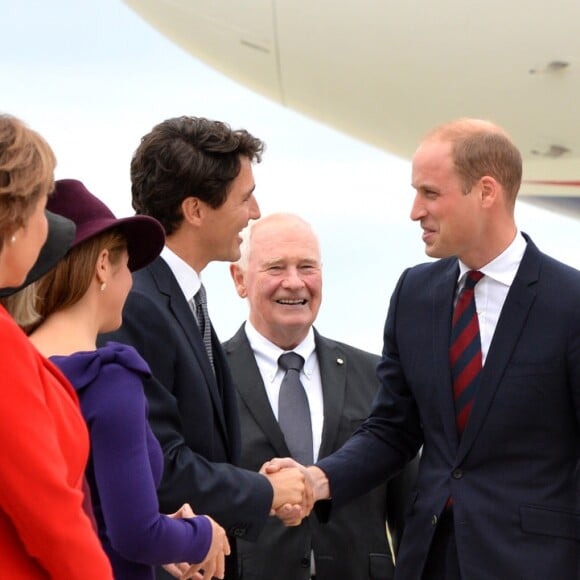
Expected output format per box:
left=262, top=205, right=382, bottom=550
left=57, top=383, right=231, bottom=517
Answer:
left=47, top=179, right=165, bottom=272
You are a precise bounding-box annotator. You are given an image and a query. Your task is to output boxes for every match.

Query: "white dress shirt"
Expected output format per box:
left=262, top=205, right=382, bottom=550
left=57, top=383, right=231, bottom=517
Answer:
left=455, top=231, right=527, bottom=365
left=244, top=321, right=324, bottom=462
left=160, top=246, right=203, bottom=321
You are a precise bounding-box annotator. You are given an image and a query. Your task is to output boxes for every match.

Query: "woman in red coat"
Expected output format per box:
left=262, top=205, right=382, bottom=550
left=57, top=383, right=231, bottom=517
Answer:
left=0, top=114, right=112, bottom=579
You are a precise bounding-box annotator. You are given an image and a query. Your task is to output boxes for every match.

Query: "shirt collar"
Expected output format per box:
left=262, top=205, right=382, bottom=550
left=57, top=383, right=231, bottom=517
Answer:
left=244, top=320, right=317, bottom=382
left=457, top=230, right=527, bottom=287
left=160, top=246, right=201, bottom=303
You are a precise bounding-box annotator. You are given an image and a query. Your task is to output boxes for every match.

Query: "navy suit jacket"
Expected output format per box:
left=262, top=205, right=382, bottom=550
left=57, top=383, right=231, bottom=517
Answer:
left=100, top=257, right=272, bottom=580
left=317, top=236, right=580, bottom=580
left=223, top=326, right=418, bottom=580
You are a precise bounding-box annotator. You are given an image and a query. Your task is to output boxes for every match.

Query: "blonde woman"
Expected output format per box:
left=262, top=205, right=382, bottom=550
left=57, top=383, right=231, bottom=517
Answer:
left=0, top=115, right=113, bottom=578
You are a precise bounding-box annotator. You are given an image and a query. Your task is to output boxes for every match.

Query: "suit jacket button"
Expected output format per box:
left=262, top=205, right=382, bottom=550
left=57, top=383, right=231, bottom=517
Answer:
left=230, top=526, right=245, bottom=537
left=452, top=469, right=463, bottom=479
left=300, top=558, right=310, bottom=568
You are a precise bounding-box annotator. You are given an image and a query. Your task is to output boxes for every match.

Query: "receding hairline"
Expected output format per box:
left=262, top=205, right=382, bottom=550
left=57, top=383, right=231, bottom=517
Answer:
left=421, top=118, right=513, bottom=146
left=237, top=212, right=320, bottom=270
left=415, top=117, right=523, bottom=203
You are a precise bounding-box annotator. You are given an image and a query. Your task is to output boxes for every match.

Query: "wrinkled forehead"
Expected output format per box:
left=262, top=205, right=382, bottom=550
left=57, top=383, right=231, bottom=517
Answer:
left=250, top=222, right=321, bottom=263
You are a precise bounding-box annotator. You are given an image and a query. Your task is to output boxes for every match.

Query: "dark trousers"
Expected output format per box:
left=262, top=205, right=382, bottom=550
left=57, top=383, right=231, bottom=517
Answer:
left=422, top=510, right=461, bottom=580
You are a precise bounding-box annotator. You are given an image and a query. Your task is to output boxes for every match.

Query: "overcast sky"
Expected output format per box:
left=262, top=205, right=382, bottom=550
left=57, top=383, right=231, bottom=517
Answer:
left=2, top=0, right=579, bottom=353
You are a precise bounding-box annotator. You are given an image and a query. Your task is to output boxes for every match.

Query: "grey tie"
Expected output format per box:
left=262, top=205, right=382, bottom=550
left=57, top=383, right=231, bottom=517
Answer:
left=194, top=283, right=214, bottom=371
left=277, top=352, right=313, bottom=465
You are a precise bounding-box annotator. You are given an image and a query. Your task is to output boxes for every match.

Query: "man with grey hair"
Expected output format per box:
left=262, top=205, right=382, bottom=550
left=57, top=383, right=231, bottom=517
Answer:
left=223, top=213, right=417, bottom=580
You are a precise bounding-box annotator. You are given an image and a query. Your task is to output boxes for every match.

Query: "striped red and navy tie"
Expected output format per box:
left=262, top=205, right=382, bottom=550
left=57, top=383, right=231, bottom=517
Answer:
left=449, top=270, right=484, bottom=435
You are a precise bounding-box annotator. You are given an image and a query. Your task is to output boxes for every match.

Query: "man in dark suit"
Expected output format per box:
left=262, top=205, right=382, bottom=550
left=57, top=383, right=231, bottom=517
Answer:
left=101, top=116, right=310, bottom=580
left=223, top=213, right=418, bottom=580
left=279, top=119, right=580, bottom=579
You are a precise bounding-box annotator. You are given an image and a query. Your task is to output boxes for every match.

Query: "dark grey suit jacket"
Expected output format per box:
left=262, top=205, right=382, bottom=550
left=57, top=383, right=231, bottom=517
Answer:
left=223, top=325, right=418, bottom=580
left=100, top=258, right=273, bottom=580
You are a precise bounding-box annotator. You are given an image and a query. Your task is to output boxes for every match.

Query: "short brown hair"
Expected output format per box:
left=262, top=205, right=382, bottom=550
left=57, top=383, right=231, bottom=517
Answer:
left=131, top=116, right=264, bottom=235
left=0, top=115, right=56, bottom=250
left=35, top=229, right=126, bottom=321
left=426, top=118, right=522, bottom=205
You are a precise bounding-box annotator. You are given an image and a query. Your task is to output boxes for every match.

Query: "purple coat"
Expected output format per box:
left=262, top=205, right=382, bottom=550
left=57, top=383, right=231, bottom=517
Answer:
left=52, top=342, right=212, bottom=580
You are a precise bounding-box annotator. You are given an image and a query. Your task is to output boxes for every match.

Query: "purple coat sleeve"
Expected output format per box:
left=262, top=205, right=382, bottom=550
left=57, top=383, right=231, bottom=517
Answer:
left=63, top=345, right=212, bottom=566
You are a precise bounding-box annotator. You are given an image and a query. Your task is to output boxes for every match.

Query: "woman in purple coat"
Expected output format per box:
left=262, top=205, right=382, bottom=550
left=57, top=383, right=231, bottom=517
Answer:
left=28, top=179, right=230, bottom=580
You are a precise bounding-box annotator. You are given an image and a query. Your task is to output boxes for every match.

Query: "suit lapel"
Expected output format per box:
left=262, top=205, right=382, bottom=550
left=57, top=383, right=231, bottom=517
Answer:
left=316, top=333, right=348, bottom=460
left=149, top=259, right=229, bottom=442
left=226, top=328, right=351, bottom=462
left=457, top=239, right=540, bottom=461
left=224, top=326, right=290, bottom=458
left=433, top=261, right=461, bottom=453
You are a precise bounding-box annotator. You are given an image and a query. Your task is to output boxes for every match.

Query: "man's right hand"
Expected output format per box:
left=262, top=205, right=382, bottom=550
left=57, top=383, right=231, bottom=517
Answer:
left=260, top=458, right=315, bottom=525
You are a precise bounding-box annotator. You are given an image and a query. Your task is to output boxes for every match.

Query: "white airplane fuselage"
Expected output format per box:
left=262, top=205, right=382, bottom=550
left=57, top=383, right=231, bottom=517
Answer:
left=123, top=0, right=580, bottom=218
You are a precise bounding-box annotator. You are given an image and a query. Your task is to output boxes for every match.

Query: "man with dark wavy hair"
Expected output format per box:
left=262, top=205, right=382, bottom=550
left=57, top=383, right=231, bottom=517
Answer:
left=101, top=116, right=310, bottom=580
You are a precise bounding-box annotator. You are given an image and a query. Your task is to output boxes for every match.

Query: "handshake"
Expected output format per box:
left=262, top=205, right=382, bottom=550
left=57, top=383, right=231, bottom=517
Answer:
left=260, top=457, right=331, bottom=526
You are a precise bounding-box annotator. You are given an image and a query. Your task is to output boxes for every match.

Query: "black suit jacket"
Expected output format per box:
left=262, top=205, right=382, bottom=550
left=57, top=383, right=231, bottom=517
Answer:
left=223, top=326, right=418, bottom=580
left=100, top=257, right=273, bottom=580
left=318, top=236, right=580, bottom=580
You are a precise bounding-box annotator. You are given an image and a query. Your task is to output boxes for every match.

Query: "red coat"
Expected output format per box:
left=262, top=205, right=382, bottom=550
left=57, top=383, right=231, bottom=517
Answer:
left=0, top=306, right=112, bottom=579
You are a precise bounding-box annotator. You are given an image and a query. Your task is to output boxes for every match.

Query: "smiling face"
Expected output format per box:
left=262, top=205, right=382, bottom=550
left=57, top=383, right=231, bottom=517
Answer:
left=410, top=139, right=485, bottom=264
left=231, top=215, right=322, bottom=350
left=199, top=156, right=260, bottom=266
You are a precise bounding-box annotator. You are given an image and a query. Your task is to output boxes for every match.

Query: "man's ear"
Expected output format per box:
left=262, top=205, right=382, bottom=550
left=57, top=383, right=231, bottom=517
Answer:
left=230, top=263, right=248, bottom=298
left=479, top=176, right=498, bottom=208
left=181, top=196, right=203, bottom=226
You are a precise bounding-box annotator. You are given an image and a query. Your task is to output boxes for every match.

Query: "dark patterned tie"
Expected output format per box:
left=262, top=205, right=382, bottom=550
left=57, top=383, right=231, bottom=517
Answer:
left=277, top=352, right=313, bottom=465
left=450, top=270, right=484, bottom=435
left=194, top=283, right=214, bottom=372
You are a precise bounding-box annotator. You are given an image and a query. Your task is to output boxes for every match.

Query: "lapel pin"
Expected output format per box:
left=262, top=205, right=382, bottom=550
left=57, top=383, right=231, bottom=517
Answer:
left=336, top=357, right=344, bottom=365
